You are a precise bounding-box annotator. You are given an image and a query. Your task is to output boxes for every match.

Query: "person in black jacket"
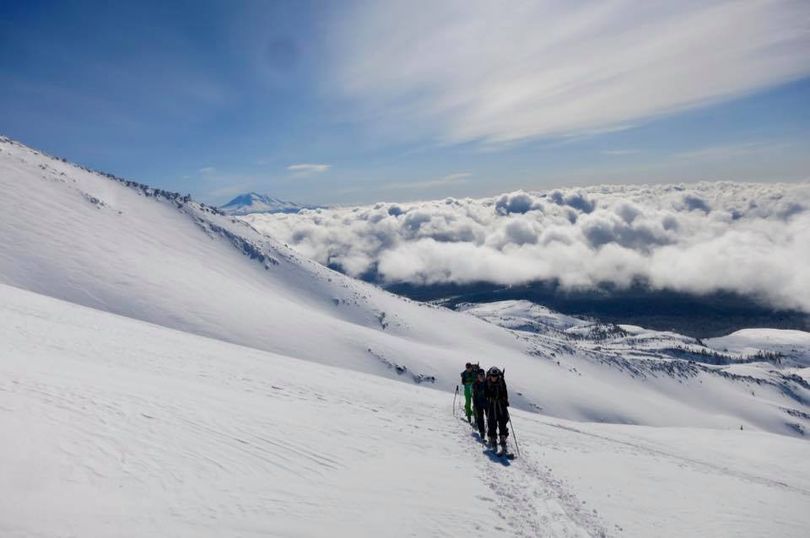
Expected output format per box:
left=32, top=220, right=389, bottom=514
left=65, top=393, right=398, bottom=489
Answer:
left=485, top=366, right=510, bottom=452
left=471, top=368, right=488, bottom=440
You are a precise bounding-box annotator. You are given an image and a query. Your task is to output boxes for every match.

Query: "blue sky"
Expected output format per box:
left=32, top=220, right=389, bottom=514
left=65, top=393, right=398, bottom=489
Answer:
left=2, top=0, right=809, bottom=205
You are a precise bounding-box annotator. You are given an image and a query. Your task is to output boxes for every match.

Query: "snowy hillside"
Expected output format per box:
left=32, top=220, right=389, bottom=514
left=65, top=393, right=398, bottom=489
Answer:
left=1, top=136, right=809, bottom=438
left=220, top=192, right=317, bottom=215
left=707, top=328, right=810, bottom=367
left=460, top=300, right=805, bottom=366
left=3, top=284, right=810, bottom=537
left=461, top=301, right=810, bottom=434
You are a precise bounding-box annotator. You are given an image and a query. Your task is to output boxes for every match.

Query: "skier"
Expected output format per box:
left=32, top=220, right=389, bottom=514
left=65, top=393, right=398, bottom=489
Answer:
left=485, top=366, right=511, bottom=455
left=460, top=362, right=477, bottom=422
left=471, top=368, right=488, bottom=440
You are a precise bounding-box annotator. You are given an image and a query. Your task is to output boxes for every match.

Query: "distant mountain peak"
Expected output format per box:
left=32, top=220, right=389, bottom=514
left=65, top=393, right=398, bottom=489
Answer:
left=219, top=192, right=319, bottom=215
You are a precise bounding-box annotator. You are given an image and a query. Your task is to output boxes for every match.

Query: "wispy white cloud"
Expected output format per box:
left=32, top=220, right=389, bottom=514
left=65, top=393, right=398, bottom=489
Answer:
left=381, top=172, right=472, bottom=191
left=329, top=0, right=810, bottom=146
left=672, top=141, right=792, bottom=162
left=601, top=149, right=640, bottom=156
left=199, top=166, right=216, bottom=174
left=287, top=163, right=331, bottom=175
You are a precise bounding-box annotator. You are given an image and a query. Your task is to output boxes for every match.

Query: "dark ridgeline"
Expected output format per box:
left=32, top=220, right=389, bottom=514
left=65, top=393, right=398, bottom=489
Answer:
left=384, top=279, right=810, bottom=339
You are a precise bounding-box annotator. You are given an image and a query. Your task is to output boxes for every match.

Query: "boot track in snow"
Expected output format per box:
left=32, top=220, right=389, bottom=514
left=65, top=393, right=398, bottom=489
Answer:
left=454, top=413, right=608, bottom=537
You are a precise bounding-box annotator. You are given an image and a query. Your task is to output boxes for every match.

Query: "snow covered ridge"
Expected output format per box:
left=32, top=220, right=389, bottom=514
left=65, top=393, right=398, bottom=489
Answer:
left=708, top=329, right=810, bottom=366
left=459, top=300, right=806, bottom=365
left=243, top=181, right=810, bottom=313
left=219, top=191, right=320, bottom=215
left=0, top=136, right=219, bottom=211
left=1, top=135, right=809, bottom=438
left=461, top=300, right=810, bottom=368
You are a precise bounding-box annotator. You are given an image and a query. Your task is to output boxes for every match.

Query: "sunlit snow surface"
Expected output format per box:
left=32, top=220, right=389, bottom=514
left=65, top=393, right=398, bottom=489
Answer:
left=2, top=285, right=809, bottom=537
left=1, top=137, right=810, bottom=536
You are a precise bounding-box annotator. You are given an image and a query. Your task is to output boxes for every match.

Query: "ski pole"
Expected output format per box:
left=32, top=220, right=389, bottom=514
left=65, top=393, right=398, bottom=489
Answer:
left=498, top=367, right=520, bottom=456
left=507, top=411, right=521, bottom=457
left=453, top=385, right=459, bottom=417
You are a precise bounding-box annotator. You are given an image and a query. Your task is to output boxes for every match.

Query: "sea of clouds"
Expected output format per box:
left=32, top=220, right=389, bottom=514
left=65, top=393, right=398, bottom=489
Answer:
left=244, top=182, right=810, bottom=312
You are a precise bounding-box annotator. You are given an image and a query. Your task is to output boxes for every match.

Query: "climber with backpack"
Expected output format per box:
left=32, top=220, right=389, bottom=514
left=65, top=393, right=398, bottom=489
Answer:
left=485, top=366, right=512, bottom=456
left=460, top=362, right=477, bottom=422
left=471, top=368, right=488, bottom=440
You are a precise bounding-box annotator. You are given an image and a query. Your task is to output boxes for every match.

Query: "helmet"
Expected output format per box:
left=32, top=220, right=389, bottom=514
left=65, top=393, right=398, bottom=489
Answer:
left=487, top=367, right=501, bottom=377
left=477, top=368, right=486, bottom=375
left=465, top=362, right=472, bottom=368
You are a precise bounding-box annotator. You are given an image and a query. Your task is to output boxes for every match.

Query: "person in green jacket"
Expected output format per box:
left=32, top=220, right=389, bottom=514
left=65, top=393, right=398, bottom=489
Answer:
left=472, top=368, right=488, bottom=440
left=460, top=362, right=477, bottom=422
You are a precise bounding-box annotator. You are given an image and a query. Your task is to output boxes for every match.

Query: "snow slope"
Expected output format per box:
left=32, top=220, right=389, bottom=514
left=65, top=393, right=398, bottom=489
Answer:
left=0, top=136, right=529, bottom=383
left=3, top=283, right=809, bottom=537
left=460, top=300, right=810, bottom=436
left=708, top=328, right=810, bottom=366
left=461, top=300, right=804, bottom=365
left=1, top=136, right=809, bottom=437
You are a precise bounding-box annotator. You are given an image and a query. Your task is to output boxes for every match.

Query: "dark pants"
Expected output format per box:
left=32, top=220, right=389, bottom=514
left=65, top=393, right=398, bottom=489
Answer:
left=487, top=401, right=509, bottom=440
left=473, top=400, right=487, bottom=436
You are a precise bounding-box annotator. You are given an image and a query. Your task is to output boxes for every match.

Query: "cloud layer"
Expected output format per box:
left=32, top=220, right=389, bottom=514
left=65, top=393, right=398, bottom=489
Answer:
left=244, top=182, right=810, bottom=312
left=329, top=0, right=810, bottom=145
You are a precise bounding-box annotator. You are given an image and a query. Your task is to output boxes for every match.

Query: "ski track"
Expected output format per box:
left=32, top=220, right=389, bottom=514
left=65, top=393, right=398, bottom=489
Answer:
left=453, top=405, right=608, bottom=537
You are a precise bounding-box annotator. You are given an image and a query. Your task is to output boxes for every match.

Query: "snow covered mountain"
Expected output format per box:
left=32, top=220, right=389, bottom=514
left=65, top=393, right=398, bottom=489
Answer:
left=1, top=135, right=808, bottom=435
left=219, top=192, right=317, bottom=215
left=1, top=136, right=809, bottom=536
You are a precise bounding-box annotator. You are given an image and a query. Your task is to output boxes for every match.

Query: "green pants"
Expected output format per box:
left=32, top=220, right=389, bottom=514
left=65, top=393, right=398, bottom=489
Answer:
left=464, top=384, right=473, bottom=418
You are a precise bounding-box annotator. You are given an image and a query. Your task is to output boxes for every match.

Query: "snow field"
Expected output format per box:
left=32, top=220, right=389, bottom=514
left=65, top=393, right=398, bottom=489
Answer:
left=3, top=284, right=809, bottom=537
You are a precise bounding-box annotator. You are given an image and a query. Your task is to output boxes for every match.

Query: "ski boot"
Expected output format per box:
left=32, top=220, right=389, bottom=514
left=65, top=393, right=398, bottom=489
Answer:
left=498, top=435, right=513, bottom=458
left=498, top=436, right=507, bottom=455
